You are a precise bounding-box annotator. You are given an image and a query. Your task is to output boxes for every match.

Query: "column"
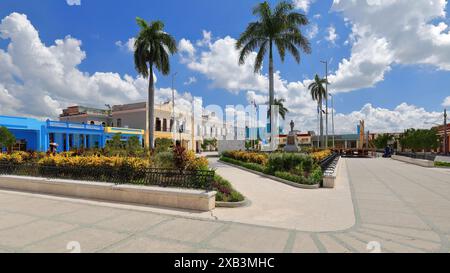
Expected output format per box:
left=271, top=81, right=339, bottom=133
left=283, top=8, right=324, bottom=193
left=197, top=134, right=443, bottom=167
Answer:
left=65, top=133, right=70, bottom=151
left=83, top=134, right=87, bottom=148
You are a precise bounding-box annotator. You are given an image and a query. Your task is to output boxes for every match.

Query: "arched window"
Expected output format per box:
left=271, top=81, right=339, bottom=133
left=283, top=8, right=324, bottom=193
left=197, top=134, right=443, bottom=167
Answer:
left=90, top=121, right=95, bottom=125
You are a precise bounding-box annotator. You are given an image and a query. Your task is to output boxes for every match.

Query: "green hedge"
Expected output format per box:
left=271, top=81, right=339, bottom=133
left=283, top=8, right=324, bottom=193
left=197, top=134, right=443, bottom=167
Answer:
left=220, top=156, right=268, bottom=174
left=213, top=174, right=245, bottom=202
left=435, top=161, right=450, bottom=167
left=220, top=156, right=320, bottom=186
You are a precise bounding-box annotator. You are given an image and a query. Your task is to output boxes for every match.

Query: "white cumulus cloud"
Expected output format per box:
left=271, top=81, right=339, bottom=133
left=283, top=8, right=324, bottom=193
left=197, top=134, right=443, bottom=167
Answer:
left=66, top=0, right=81, bottom=6
left=293, top=0, right=313, bottom=13
left=443, top=96, right=450, bottom=107
left=330, top=0, right=450, bottom=93
left=0, top=13, right=191, bottom=119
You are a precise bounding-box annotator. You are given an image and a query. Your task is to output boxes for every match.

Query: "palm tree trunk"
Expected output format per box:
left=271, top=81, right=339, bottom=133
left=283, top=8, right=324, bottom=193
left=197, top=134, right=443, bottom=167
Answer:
left=269, top=40, right=275, bottom=149
left=319, top=98, right=324, bottom=148
left=148, top=64, right=155, bottom=151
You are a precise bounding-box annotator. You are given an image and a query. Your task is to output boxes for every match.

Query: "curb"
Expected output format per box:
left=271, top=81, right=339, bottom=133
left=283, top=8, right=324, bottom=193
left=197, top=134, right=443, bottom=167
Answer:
left=219, top=160, right=320, bottom=189
left=216, top=198, right=250, bottom=208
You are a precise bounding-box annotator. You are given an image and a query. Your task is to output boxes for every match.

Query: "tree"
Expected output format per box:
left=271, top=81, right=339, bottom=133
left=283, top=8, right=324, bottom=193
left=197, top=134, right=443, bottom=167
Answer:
left=134, top=18, right=177, bottom=151
left=236, top=1, right=311, bottom=146
left=267, top=98, right=289, bottom=120
left=0, top=127, right=16, bottom=153
left=373, top=134, right=393, bottom=149
left=308, top=74, right=328, bottom=147
left=399, top=128, right=440, bottom=153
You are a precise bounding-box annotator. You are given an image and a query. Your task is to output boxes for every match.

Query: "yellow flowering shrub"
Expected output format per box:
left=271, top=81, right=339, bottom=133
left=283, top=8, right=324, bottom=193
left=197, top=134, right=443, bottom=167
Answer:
left=310, top=150, right=332, bottom=162
left=222, top=151, right=268, bottom=165
left=37, top=154, right=151, bottom=170
left=185, top=151, right=209, bottom=171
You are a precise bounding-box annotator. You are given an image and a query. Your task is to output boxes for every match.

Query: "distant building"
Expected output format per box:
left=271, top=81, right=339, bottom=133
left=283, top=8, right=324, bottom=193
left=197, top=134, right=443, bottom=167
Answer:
left=435, top=124, right=450, bottom=154
left=278, top=132, right=312, bottom=147
left=59, top=106, right=112, bottom=126
left=0, top=115, right=143, bottom=153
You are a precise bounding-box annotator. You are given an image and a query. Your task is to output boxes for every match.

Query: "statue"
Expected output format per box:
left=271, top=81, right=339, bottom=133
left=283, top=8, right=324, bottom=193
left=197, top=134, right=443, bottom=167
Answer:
left=285, top=120, right=299, bottom=152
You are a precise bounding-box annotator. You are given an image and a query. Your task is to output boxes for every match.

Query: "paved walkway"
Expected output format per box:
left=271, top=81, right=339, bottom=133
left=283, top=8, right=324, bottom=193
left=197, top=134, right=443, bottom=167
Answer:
left=0, top=158, right=449, bottom=253
left=209, top=158, right=355, bottom=232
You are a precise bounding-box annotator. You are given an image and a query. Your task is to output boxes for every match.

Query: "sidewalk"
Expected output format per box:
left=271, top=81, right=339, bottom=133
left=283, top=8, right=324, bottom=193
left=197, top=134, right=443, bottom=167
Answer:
left=209, top=158, right=356, bottom=232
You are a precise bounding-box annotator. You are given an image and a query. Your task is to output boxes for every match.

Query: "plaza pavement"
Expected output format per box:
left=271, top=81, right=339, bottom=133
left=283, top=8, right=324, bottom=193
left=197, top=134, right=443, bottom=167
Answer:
left=0, top=158, right=449, bottom=253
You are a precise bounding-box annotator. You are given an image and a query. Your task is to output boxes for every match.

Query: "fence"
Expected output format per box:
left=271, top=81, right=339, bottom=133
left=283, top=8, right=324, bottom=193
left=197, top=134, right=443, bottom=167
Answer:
left=395, top=152, right=436, bottom=161
left=0, top=163, right=215, bottom=191
left=319, top=152, right=339, bottom=172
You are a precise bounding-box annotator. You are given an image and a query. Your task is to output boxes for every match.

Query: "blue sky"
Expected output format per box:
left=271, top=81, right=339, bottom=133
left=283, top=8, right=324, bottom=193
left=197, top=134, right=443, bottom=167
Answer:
left=0, top=0, right=449, bottom=133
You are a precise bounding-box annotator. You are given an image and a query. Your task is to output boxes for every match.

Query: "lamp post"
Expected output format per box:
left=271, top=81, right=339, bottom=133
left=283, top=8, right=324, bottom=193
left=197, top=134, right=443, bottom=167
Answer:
left=321, top=60, right=329, bottom=149
left=171, top=72, right=177, bottom=140
left=444, top=109, right=448, bottom=156
left=329, top=94, right=335, bottom=149
left=178, top=122, right=184, bottom=147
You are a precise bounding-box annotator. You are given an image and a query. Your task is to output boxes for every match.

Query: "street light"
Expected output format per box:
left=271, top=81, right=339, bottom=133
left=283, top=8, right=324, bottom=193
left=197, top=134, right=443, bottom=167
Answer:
left=171, top=72, right=178, bottom=139
left=444, top=109, right=448, bottom=156
left=329, top=93, right=335, bottom=149
left=321, top=60, right=329, bottom=149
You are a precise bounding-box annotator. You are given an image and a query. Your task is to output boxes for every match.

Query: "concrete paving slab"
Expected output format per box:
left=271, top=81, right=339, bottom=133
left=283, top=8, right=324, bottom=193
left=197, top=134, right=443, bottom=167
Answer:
left=94, top=211, right=170, bottom=233
left=104, top=236, right=195, bottom=253
left=23, top=227, right=128, bottom=253
left=146, top=218, right=224, bottom=244
left=317, top=234, right=352, bottom=253
left=0, top=220, right=77, bottom=248
left=207, top=224, right=290, bottom=252
left=291, top=233, right=320, bottom=253
left=0, top=212, right=36, bottom=230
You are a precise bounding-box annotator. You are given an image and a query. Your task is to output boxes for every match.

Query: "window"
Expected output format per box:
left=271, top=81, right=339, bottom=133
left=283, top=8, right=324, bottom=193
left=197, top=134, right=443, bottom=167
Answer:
left=90, top=121, right=95, bottom=125
left=163, top=119, right=167, bottom=132
left=155, top=118, right=162, bottom=131
left=116, top=119, right=122, bottom=127
left=170, top=119, right=174, bottom=132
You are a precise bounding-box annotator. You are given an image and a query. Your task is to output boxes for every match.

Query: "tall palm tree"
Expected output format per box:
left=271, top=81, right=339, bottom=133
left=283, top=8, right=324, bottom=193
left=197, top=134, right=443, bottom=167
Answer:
left=236, top=1, right=311, bottom=146
left=134, top=18, right=177, bottom=150
left=308, top=74, right=328, bottom=148
left=267, top=98, right=289, bottom=120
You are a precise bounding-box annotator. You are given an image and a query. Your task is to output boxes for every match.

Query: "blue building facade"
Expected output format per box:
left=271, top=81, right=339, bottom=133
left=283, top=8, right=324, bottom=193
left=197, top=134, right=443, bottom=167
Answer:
left=0, top=115, right=143, bottom=152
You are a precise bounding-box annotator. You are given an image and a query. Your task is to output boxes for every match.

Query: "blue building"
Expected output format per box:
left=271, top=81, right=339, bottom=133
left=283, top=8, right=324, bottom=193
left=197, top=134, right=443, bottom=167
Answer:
left=0, top=115, right=143, bottom=152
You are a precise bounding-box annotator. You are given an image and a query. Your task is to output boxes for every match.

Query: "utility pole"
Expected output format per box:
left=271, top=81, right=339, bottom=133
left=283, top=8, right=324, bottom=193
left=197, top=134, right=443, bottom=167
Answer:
left=445, top=109, right=448, bottom=156
left=171, top=72, right=177, bottom=142
left=321, top=60, right=329, bottom=149
left=330, top=94, right=335, bottom=149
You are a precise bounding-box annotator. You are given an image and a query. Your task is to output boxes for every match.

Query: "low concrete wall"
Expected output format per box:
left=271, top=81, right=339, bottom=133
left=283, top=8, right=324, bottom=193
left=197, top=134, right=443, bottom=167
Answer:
left=323, top=157, right=342, bottom=189
left=392, top=155, right=435, bottom=168
left=435, top=156, right=450, bottom=164
left=0, top=175, right=216, bottom=211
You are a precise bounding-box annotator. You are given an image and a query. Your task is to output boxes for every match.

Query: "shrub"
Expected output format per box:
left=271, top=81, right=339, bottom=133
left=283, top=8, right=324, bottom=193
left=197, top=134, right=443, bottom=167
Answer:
left=212, top=174, right=245, bottom=202
left=222, top=151, right=268, bottom=165
left=311, top=150, right=332, bottom=162
left=155, top=138, right=174, bottom=154
left=274, top=171, right=306, bottom=184
left=153, top=152, right=175, bottom=169
left=220, top=156, right=267, bottom=173
left=173, top=145, right=188, bottom=171
left=309, top=166, right=323, bottom=185
left=435, top=161, right=450, bottom=167
left=186, top=151, right=209, bottom=171
left=267, top=153, right=308, bottom=173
